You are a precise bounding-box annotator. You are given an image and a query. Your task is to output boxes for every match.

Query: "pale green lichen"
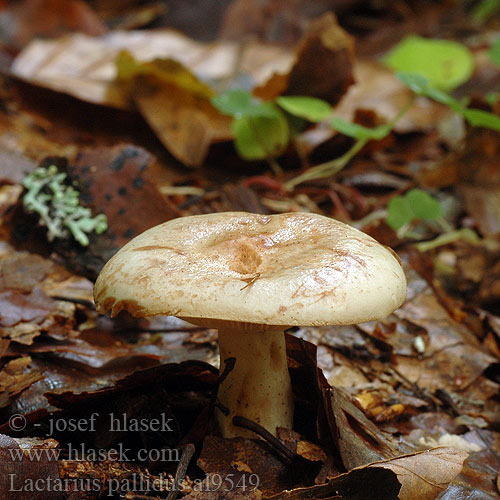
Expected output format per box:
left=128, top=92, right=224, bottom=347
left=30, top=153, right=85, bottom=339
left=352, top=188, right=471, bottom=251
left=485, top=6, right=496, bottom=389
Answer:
left=22, top=165, right=108, bottom=247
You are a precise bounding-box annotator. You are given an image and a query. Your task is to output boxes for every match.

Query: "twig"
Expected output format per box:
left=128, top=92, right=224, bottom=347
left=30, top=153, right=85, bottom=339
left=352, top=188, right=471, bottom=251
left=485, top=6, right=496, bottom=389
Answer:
left=49, top=295, right=95, bottom=309
left=232, top=416, right=295, bottom=464
left=166, top=443, right=195, bottom=500
left=218, top=357, right=236, bottom=386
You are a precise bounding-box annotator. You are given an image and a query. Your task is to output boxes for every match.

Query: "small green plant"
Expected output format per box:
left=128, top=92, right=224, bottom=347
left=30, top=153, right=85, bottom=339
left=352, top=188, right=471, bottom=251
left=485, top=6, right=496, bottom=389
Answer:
left=212, top=36, right=500, bottom=190
left=22, top=165, right=108, bottom=247
left=386, top=188, right=443, bottom=232
left=211, top=91, right=332, bottom=171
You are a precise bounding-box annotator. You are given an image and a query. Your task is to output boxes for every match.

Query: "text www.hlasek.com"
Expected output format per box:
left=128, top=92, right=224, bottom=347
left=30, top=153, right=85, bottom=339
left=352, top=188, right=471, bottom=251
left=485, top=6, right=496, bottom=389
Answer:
left=5, top=412, right=260, bottom=495
left=7, top=448, right=260, bottom=497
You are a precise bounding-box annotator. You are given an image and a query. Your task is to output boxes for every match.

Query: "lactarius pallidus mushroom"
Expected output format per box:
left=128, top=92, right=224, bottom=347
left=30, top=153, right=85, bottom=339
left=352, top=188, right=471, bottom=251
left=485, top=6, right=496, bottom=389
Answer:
left=93, top=212, right=406, bottom=438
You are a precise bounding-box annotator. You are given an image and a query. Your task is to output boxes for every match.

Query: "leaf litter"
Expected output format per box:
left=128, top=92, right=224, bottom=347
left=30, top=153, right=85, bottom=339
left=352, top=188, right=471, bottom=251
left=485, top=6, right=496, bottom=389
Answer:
left=1, top=1, right=500, bottom=499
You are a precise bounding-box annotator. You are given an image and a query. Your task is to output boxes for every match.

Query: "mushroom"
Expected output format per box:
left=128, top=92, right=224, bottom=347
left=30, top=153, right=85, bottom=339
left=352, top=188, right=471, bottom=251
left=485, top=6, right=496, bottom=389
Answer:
left=93, top=212, right=406, bottom=438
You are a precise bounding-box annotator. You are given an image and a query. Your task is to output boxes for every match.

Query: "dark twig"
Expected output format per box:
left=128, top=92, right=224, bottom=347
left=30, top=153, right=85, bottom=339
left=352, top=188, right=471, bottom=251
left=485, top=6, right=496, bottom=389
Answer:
left=232, top=416, right=295, bottom=464
left=218, top=357, right=236, bottom=385
left=214, top=400, right=229, bottom=416
left=49, top=295, right=95, bottom=309
left=166, top=443, right=195, bottom=500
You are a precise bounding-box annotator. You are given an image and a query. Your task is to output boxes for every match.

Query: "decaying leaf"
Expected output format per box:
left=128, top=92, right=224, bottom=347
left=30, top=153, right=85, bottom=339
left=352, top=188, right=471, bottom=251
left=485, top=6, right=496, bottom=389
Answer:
left=0, top=357, right=43, bottom=408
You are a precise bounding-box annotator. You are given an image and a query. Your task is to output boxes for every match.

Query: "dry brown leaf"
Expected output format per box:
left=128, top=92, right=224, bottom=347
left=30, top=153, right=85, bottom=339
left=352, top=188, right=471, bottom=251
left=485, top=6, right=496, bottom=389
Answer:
left=373, top=447, right=468, bottom=500
left=11, top=30, right=293, bottom=109
left=267, top=447, right=466, bottom=500
left=323, top=386, right=398, bottom=470
left=132, top=76, right=232, bottom=166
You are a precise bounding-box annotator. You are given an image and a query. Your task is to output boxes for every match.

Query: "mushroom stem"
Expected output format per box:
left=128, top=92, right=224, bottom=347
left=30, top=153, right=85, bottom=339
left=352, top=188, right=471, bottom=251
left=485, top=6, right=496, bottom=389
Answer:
left=217, top=328, right=294, bottom=438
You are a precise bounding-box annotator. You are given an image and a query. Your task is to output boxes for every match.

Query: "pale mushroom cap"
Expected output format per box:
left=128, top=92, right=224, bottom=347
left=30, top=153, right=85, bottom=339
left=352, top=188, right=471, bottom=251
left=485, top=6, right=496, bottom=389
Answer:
left=94, top=212, right=406, bottom=326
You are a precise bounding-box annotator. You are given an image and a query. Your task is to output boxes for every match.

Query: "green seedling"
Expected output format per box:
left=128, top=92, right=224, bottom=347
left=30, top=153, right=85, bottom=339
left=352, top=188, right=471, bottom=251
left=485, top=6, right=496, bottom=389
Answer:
left=22, top=165, right=108, bottom=247
left=386, top=188, right=443, bottom=232
left=212, top=90, right=289, bottom=169
left=211, top=91, right=334, bottom=167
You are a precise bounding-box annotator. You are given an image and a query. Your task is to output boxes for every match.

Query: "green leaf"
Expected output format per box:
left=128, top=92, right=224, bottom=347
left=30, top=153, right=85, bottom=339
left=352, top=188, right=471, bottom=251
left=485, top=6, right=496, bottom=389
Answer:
left=489, top=38, right=500, bottom=66
left=232, top=110, right=289, bottom=160
left=384, top=36, right=474, bottom=91
left=387, top=196, right=413, bottom=230
left=387, top=189, right=442, bottom=231
left=211, top=90, right=277, bottom=118
left=331, top=117, right=392, bottom=140
left=463, top=109, right=500, bottom=131
left=406, top=189, right=443, bottom=220
left=276, top=96, right=332, bottom=122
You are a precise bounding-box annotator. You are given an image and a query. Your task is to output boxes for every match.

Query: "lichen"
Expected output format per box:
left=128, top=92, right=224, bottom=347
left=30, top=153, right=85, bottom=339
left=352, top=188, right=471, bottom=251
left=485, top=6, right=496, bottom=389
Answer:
left=22, top=165, right=108, bottom=247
